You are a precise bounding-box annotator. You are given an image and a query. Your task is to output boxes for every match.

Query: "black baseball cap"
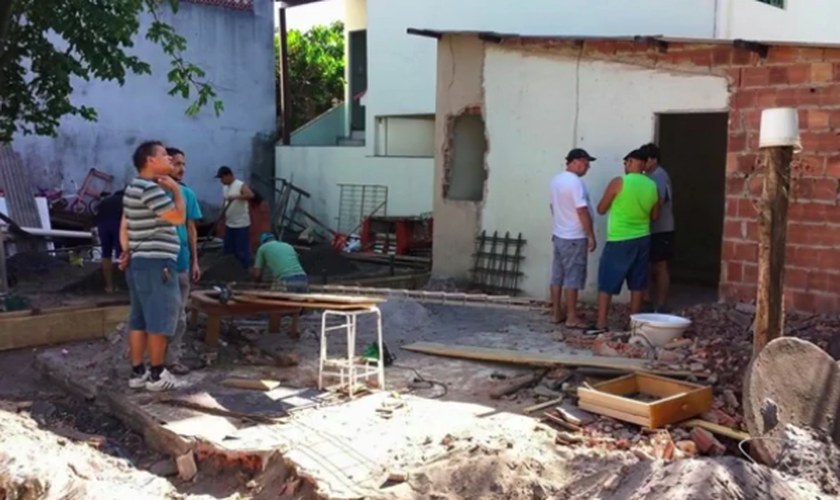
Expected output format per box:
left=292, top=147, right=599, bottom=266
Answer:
left=214, top=166, right=233, bottom=178
left=566, top=148, right=596, bottom=162
left=624, top=149, right=647, bottom=161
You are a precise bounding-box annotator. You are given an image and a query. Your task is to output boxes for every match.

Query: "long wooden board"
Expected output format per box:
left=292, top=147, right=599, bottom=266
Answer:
left=234, top=294, right=379, bottom=311
left=0, top=305, right=129, bottom=352
left=400, top=341, right=691, bottom=375
left=238, top=290, right=386, bottom=305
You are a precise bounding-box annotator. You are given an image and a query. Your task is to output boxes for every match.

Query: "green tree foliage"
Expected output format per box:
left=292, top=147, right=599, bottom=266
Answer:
left=0, top=0, right=222, bottom=143
left=276, top=21, right=345, bottom=132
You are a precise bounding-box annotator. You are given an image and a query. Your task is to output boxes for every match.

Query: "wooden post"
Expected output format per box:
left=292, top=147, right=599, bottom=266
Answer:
left=753, top=146, right=794, bottom=355
left=278, top=6, right=292, bottom=146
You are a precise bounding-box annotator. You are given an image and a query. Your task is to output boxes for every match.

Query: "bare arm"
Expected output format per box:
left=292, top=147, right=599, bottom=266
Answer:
left=119, top=214, right=129, bottom=252
left=228, top=183, right=255, bottom=201
left=651, top=196, right=661, bottom=222
left=576, top=207, right=595, bottom=239
left=156, top=177, right=186, bottom=225
left=597, top=178, right=622, bottom=215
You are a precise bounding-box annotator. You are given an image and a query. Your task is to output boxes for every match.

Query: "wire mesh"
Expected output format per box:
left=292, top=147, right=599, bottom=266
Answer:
left=336, top=184, right=388, bottom=234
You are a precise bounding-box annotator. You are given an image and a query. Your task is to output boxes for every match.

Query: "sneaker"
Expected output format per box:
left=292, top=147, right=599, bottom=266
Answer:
left=129, top=370, right=149, bottom=389
left=145, top=369, right=185, bottom=392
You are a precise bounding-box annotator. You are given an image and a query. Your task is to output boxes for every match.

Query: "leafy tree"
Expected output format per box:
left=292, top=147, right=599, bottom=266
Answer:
left=276, top=21, right=345, bottom=132
left=0, top=0, right=222, bottom=143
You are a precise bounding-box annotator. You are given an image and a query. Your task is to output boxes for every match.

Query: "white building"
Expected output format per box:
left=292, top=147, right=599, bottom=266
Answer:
left=277, top=0, right=840, bottom=292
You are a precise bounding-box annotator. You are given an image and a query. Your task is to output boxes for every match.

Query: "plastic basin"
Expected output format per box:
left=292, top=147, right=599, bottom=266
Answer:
left=629, top=313, right=692, bottom=347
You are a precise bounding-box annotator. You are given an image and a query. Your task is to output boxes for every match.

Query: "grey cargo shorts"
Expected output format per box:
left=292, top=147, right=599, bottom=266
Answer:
left=550, top=236, right=587, bottom=290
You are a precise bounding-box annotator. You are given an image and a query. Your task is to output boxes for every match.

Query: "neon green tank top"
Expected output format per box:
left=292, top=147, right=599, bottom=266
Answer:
left=607, top=173, right=659, bottom=242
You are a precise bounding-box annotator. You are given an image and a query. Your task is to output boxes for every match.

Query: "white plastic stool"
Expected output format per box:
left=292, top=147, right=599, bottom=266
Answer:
left=318, top=306, right=385, bottom=398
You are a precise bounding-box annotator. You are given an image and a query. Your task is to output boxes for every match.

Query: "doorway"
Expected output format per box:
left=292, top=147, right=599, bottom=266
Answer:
left=348, top=30, right=367, bottom=132
left=656, top=112, right=728, bottom=301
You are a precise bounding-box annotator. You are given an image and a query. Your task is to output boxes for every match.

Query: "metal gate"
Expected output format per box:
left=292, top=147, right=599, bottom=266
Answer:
left=336, top=184, right=388, bottom=234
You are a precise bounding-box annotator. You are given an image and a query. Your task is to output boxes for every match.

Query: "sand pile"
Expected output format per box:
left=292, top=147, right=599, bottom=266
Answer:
left=776, top=425, right=840, bottom=496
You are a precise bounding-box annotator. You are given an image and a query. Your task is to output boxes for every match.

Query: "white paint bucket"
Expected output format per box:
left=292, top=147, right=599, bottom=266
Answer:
left=629, top=313, right=692, bottom=347
left=759, top=108, right=800, bottom=149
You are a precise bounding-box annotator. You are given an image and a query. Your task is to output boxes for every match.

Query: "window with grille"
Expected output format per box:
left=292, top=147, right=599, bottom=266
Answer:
left=757, top=0, right=784, bottom=8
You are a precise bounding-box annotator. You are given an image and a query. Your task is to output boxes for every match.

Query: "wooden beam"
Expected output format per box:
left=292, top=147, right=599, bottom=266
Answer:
left=682, top=418, right=750, bottom=441
left=754, top=146, right=793, bottom=355
left=523, top=396, right=564, bottom=414
left=0, top=305, right=129, bottom=352
left=400, top=341, right=701, bottom=377
left=279, top=6, right=292, bottom=145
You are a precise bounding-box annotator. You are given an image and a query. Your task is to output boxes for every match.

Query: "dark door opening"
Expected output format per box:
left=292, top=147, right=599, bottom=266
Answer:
left=348, top=30, right=367, bottom=132
left=656, top=112, right=728, bottom=298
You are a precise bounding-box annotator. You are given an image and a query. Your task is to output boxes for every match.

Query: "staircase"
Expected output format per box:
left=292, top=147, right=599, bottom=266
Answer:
left=337, top=130, right=365, bottom=147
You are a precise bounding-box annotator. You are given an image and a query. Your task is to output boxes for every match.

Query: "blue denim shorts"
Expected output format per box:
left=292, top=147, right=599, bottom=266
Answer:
left=126, top=257, right=181, bottom=336
left=273, top=273, right=309, bottom=293
left=598, top=236, right=651, bottom=295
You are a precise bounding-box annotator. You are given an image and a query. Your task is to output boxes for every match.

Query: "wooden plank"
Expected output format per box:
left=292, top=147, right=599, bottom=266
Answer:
left=234, top=294, right=378, bottom=310
left=0, top=305, right=129, bottom=352
left=523, top=396, right=564, bottom=414
left=542, top=412, right=581, bottom=432
left=578, top=401, right=652, bottom=428
left=555, top=403, right=595, bottom=426
left=648, top=386, right=713, bottom=428
left=238, top=290, right=386, bottom=305
left=577, top=388, right=650, bottom=417
left=401, top=341, right=654, bottom=373
left=682, top=418, right=750, bottom=441
left=220, top=378, right=281, bottom=391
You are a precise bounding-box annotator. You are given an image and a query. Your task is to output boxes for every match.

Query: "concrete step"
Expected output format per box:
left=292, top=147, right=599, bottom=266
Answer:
left=337, top=137, right=365, bottom=147
left=350, top=129, right=365, bottom=140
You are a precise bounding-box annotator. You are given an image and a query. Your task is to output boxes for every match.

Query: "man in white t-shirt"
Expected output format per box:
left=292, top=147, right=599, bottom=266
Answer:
left=215, top=166, right=254, bottom=268
left=549, top=148, right=597, bottom=329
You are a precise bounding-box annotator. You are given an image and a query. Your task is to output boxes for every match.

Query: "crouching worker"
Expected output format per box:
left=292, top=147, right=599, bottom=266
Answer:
left=120, top=141, right=186, bottom=392
left=253, top=233, right=308, bottom=292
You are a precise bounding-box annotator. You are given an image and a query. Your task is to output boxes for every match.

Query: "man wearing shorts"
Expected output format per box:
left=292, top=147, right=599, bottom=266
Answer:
left=119, top=141, right=186, bottom=392
left=642, top=143, right=675, bottom=312
left=549, top=148, right=597, bottom=329
left=95, top=189, right=124, bottom=293
left=165, top=147, right=203, bottom=374
left=595, top=149, right=659, bottom=331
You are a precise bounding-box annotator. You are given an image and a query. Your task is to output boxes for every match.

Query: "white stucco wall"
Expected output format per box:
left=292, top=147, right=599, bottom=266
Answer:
left=276, top=146, right=432, bottom=232
left=482, top=45, right=729, bottom=300
left=364, top=0, right=719, bottom=156
left=11, top=1, right=276, bottom=208
left=719, top=0, right=840, bottom=43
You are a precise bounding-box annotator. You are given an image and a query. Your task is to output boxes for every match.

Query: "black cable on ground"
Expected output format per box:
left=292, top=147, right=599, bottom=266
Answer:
left=390, top=363, right=448, bottom=399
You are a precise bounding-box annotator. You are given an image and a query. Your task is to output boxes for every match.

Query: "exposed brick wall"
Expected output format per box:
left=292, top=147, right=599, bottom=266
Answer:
left=508, top=38, right=840, bottom=313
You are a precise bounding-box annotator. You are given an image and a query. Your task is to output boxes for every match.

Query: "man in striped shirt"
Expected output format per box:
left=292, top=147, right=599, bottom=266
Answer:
left=119, top=141, right=186, bottom=392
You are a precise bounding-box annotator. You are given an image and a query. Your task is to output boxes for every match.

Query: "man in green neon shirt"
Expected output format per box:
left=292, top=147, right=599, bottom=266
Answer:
left=594, top=149, right=660, bottom=331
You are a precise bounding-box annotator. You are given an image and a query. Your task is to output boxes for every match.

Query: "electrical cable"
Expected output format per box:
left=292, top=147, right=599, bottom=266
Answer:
left=390, top=363, right=448, bottom=399
left=738, top=436, right=785, bottom=464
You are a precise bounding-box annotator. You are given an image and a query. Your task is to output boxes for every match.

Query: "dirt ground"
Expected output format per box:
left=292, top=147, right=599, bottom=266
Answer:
left=3, top=281, right=840, bottom=499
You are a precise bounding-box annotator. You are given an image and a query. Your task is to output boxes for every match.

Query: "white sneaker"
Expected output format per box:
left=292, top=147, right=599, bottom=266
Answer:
left=129, top=370, right=149, bottom=389
left=145, top=369, right=185, bottom=392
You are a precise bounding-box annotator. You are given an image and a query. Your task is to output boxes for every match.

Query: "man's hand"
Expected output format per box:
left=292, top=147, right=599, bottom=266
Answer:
left=118, top=252, right=130, bottom=271
left=156, top=176, right=179, bottom=192
left=588, top=235, right=597, bottom=253
left=191, top=262, right=201, bottom=283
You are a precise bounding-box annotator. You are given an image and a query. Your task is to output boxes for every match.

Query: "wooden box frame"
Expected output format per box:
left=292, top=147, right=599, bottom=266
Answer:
left=577, top=373, right=713, bottom=428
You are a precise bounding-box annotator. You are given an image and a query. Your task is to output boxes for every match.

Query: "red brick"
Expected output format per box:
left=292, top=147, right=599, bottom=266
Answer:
left=767, top=46, right=799, bottom=63
left=726, top=68, right=742, bottom=86
left=737, top=154, right=758, bottom=175
left=819, top=85, right=840, bottom=106
left=785, top=267, right=809, bottom=290
left=767, top=66, right=788, bottom=85
left=742, top=67, right=770, bottom=87
left=821, top=248, right=840, bottom=270
left=745, top=220, right=759, bottom=241
left=711, top=47, right=732, bottom=66
left=756, top=88, right=777, bottom=107
left=732, top=49, right=758, bottom=66
left=792, top=291, right=816, bottom=312
left=728, top=110, right=742, bottom=132
left=807, top=109, right=831, bottom=130
left=737, top=198, right=759, bottom=218
left=789, top=203, right=827, bottom=223
left=744, top=263, right=758, bottom=283
left=811, top=62, right=834, bottom=82
left=743, top=110, right=762, bottom=131
left=726, top=178, right=746, bottom=197
left=801, top=48, right=826, bottom=62
left=788, top=223, right=840, bottom=246
left=796, top=87, right=823, bottom=106
left=723, top=220, right=743, bottom=239
left=721, top=239, right=737, bottom=262
left=748, top=175, right=764, bottom=197
left=825, top=48, right=840, bottom=61
left=812, top=293, right=839, bottom=314
left=721, top=283, right=757, bottom=302
left=725, top=198, right=738, bottom=218
left=733, top=89, right=756, bottom=109
left=786, top=64, right=811, bottom=84
left=818, top=132, right=840, bottom=151
left=726, top=261, right=743, bottom=283
left=727, top=133, right=747, bottom=153
left=829, top=111, right=840, bottom=129
left=734, top=242, right=758, bottom=261
left=691, top=50, right=713, bottom=67
left=826, top=156, right=840, bottom=177
left=793, top=155, right=826, bottom=176
left=807, top=270, right=831, bottom=292
left=747, top=132, right=760, bottom=151
left=726, top=153, right=738, bottom=174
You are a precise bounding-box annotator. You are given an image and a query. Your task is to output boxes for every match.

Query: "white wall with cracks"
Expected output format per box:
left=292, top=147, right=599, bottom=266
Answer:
left=479, top=45, right=730, bottom=300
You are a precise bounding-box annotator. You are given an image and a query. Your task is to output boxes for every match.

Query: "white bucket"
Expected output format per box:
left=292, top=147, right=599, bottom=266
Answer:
left=759, top=108, right=800, bottom=150
left=629, top=313, right=692, bottom=347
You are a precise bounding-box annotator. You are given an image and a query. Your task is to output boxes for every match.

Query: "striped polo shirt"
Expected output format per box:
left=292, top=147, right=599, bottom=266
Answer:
left=124, top=177, right=179, bottom=260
